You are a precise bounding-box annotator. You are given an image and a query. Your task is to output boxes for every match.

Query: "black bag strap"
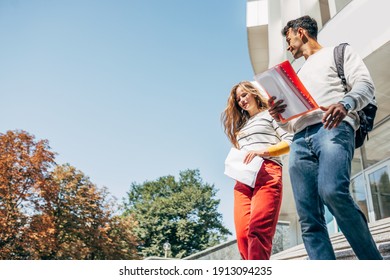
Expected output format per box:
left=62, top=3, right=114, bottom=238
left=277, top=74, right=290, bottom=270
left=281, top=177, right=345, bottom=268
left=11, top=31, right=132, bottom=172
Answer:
left=333, top=42, right=349, bottom=93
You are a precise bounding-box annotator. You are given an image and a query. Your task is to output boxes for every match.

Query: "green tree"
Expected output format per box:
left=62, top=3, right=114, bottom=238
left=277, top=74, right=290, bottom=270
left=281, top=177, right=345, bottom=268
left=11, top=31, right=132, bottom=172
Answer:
left=123, top=169, right=231, bottom=259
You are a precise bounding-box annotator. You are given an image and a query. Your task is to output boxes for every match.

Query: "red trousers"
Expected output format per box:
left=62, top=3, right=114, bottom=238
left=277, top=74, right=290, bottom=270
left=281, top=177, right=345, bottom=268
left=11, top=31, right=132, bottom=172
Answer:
left=234, top=160, right=283, bottom=260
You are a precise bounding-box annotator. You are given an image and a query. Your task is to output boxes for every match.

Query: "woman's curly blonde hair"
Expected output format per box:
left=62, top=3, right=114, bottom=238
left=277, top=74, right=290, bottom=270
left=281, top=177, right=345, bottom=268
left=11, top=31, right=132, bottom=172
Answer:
left=221, top=81, right=269, bottom=148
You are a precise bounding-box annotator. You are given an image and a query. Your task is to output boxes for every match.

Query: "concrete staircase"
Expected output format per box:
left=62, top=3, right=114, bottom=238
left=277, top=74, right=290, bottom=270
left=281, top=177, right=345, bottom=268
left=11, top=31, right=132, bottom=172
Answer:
left=271, top=217, right=390, bottom=260
left=182, top=217, right=390, bottom=260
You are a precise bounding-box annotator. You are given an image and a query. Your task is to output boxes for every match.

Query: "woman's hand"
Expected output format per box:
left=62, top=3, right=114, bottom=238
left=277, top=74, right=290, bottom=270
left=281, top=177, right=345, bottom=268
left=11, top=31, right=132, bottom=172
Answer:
left=243, top=150, right=270, bottom=164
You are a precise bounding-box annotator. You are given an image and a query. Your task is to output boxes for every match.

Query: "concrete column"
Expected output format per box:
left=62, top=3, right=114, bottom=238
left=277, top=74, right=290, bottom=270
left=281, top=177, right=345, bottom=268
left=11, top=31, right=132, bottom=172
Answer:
left=328, top=0, right=337, bottom=17
left=267, top=0, right=284, bottom=67
left=300, top=0, right=323, bottom=29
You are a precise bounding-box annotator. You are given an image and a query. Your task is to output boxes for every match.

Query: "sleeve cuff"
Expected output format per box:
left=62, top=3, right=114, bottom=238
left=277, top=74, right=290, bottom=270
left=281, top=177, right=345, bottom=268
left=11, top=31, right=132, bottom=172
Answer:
left=342, top=96, right=356, bottom=111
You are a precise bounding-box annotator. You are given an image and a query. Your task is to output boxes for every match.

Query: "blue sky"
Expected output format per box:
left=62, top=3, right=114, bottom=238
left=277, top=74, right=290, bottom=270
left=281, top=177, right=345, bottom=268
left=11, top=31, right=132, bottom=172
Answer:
left=0, top=0, right=255, bottom=238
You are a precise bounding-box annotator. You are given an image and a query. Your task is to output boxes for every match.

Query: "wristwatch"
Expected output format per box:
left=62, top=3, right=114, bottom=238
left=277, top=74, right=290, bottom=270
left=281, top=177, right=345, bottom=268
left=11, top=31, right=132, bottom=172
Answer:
left=339, top=101, right=352, bottom=112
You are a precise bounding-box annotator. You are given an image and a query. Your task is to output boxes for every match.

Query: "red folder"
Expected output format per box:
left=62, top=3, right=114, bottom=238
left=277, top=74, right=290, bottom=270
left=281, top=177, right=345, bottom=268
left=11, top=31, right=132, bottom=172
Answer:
left=254, top=60, right=319, bottom=123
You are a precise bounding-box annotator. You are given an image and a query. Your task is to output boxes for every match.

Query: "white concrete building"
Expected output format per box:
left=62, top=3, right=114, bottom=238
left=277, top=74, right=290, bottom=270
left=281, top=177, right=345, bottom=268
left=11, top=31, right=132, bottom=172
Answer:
left=246, top=0, right=390, bottom=249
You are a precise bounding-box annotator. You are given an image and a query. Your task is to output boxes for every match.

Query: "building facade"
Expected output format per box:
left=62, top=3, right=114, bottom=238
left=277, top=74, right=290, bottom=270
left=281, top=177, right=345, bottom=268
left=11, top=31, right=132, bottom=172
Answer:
left=246, top=0, right=390, bottom=249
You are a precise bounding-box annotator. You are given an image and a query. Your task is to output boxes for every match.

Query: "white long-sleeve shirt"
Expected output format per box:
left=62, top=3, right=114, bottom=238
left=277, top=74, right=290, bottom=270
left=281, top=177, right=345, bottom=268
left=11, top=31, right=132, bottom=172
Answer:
left=237, top=110, right=293, bottom=165
left=279, top=45, right=375, bottom=134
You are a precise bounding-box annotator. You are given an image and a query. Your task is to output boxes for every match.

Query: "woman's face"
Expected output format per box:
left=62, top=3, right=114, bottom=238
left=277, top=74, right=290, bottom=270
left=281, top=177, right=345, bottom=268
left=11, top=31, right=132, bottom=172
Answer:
left=235, top=86, right=259, bottom=116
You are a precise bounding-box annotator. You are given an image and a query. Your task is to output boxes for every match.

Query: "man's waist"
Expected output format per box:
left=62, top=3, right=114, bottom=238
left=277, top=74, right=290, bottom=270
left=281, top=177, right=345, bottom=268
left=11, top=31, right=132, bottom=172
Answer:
left=292, top=110, right=359, bottom=133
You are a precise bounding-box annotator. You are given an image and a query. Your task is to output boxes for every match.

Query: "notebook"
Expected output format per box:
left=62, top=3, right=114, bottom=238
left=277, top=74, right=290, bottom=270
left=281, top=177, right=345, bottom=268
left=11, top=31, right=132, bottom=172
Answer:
left=254, top=60, right=319, bottom=123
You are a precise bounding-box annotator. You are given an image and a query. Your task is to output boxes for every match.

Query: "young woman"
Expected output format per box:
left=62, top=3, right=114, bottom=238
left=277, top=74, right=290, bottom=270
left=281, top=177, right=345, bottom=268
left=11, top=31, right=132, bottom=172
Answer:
left=221, top=81, right=293, bottom=260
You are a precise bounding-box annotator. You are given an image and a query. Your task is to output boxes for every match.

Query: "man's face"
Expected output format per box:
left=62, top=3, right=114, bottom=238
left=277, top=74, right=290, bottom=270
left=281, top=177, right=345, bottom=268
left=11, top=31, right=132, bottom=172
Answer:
left=285, top=28, right=303, bottom=59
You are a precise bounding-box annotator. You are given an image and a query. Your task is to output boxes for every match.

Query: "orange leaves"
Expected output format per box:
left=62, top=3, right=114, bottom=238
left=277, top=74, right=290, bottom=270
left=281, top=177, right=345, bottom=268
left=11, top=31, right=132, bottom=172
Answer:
left=0, top=130, right=138, bottom=260
left=0, top=130, right=56, bottom=259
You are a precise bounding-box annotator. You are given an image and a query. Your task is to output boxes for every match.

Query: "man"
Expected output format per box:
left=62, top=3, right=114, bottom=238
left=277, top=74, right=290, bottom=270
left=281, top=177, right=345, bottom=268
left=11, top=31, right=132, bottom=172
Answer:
left=268, top=15, right=382, bottom=260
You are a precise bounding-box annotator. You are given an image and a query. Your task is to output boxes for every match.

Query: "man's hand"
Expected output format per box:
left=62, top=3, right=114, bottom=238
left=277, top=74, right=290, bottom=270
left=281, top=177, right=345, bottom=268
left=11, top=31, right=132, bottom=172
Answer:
left=321, top=103, right=348, bottom=129
left=267, top=96, right=286, bottom=122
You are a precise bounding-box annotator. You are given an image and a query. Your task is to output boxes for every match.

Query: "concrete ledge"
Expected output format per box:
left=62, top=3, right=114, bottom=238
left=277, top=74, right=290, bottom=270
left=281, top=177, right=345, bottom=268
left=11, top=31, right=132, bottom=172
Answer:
left=183, top=239, right=241, bottom=260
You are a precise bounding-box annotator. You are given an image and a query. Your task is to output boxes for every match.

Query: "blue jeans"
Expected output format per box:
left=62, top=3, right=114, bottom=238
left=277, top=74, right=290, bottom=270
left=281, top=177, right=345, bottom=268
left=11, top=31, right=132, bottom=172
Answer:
left=289, top=122, right=382, bottom=260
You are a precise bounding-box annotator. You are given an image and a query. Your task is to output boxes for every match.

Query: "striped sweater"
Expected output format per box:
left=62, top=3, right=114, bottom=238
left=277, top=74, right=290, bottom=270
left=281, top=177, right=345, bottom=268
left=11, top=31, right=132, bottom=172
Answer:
left=237, top=110, right=293, bottom=165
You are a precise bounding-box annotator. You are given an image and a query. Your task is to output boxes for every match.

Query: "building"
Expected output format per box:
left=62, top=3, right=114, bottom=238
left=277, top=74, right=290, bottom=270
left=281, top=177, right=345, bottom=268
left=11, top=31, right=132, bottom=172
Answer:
left=246, top=0, right=390, bottom=254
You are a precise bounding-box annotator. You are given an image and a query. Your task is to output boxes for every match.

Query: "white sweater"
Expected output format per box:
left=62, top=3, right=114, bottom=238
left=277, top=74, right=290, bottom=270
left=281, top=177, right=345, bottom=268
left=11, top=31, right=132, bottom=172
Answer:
left=279, top=45, right=375, bottom=134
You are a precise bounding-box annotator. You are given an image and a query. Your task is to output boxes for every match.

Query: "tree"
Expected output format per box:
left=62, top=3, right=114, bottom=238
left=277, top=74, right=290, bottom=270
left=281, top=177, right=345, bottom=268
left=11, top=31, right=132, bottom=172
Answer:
left=0, top=130, right=139, bottom=259
left=0, top=130, right=56, bottom=259
left=123, top=169, right=231, bottom=259
left=48, top=164, right=139, bottom=260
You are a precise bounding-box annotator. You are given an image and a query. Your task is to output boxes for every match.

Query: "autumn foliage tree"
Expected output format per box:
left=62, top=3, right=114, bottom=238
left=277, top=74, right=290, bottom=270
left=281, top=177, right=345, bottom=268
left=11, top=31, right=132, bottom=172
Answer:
left=48, top=164, right=139, bottom=259
left=0, top=130, right=56, bottom=259
left=0, top=130, right=138, bottom=259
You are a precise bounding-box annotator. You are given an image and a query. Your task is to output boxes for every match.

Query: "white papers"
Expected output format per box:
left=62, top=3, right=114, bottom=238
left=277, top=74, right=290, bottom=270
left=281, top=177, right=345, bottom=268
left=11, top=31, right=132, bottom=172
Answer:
left=255, top=70, right=309, bottom=119
left=254, top=60, right=319, bottom=123
left=224, top=148, right=264, bottom=188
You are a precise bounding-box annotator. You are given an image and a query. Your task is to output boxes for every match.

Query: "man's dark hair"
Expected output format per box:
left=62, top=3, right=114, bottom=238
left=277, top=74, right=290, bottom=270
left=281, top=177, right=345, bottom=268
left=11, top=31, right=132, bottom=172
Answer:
left=281, top=15, right=318, bottom=40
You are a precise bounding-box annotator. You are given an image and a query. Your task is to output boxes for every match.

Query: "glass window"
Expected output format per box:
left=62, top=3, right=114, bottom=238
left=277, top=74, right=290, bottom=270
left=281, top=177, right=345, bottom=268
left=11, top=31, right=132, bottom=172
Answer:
left=350, top=173, right=369, bottom=220
left=363, top=119, right=390, bottom=170
left=368, top=165, right=390, bottom=220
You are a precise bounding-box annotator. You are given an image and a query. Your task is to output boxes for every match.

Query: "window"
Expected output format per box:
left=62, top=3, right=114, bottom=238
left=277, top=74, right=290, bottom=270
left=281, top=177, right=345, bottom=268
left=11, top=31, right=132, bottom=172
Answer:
left=350, top=173, right=369, bottom=220
left=367, top=164, right=390, bottom=220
